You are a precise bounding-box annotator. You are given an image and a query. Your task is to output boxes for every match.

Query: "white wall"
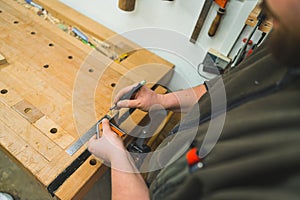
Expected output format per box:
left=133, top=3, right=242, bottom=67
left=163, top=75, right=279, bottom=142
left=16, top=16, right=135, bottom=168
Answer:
left=60, top=0, right=258, bottom=90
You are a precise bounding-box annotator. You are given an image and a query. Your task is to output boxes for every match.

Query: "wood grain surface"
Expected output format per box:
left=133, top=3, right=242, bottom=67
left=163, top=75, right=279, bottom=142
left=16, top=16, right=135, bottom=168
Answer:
left=0, top=0, right=174, bottom=199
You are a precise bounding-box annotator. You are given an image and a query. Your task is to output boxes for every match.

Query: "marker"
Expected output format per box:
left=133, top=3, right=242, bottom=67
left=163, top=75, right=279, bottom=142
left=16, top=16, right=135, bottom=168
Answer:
left=25, top=0, right=43, bottom=10
left=72, top=27, right=89, bottom=42
left=110, top=80, right=146, bottom=111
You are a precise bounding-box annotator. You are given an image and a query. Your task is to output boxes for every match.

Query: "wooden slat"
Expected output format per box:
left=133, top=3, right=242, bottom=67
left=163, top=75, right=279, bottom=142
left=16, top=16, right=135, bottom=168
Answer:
left=55, top=156, right=107, bottom=200
left=35, top=0, right=116, bottom=41
left=34, top=116, right=75, bottom=149
left=245, top=5, right=273, bottom=33
left=0, top=120, right=48, bottom=174
left=0, top=101, right=61, bottom=162
left=0, top=82, right=23, bottom=107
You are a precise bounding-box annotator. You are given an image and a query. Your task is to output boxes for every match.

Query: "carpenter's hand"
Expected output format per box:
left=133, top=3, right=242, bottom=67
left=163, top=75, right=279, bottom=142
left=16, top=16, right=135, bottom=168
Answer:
left=88, top=119, right=126, bottom=162
left=114, top=83, right=164, bottom=112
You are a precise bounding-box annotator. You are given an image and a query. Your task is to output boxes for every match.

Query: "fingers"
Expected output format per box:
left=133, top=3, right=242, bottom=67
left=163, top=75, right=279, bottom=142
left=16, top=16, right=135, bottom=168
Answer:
left=113, top=84, right=135, bottom=104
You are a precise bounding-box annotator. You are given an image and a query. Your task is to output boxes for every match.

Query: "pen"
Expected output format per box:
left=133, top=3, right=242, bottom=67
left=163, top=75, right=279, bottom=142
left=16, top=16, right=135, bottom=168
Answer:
left=110, top=80, right=146, bottom=110
left=25, top=0, right=43, bottom=10
left=72, top=27, right=89, bottom=42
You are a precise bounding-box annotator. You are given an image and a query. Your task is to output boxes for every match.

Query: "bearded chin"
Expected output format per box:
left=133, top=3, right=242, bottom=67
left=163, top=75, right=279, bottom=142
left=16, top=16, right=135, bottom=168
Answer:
left=267, top=27, right=300, bottom=67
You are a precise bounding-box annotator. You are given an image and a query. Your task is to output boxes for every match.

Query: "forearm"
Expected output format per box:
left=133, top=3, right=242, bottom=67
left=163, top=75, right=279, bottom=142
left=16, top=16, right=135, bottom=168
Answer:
left=110, top=152, right=150, bottom=200
left=160, top=84, right=207, bottom=112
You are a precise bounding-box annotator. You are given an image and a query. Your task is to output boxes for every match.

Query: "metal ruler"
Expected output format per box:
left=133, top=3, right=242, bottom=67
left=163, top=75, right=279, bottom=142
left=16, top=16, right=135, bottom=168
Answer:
left=66, top=114, right=126, bottom=156
left=66, top=119, right=101, bottom=156
left=190, top=0, right=214, bottom=43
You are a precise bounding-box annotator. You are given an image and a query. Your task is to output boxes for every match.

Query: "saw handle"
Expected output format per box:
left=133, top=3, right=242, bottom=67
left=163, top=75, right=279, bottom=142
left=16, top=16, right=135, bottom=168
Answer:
left=208, top=7, right=226, bottom=37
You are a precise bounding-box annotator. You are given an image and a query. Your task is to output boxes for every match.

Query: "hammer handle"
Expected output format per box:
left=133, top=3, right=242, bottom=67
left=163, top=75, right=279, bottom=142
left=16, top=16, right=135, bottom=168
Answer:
left=208, top=8, right=225, bottom=37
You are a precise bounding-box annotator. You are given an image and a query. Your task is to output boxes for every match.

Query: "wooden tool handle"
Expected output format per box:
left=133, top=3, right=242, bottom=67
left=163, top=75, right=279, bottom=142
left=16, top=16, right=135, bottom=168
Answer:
left=208, top=8, right=225, bottom=37
left=118, top=0, right=136, bottom=12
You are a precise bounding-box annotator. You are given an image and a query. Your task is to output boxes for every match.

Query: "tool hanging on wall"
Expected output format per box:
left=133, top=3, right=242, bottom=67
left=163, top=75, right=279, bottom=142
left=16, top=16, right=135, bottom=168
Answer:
left=190, top=0, right=214, bottom=43
left=208, top=0, right=228, bottom=37
left=231, top=12, right=266, bottom=67
left=118, top=0, right=136, bottom=12
left=228, top=3, right=273, bottom=67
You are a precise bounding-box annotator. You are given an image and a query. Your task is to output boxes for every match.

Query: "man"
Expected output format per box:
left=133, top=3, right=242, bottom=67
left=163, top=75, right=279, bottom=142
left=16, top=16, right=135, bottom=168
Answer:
left=88, top=0, right=300, bottom=199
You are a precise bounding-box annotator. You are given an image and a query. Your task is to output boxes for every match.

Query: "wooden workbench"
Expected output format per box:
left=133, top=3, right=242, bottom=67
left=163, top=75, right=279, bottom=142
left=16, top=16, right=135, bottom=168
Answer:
left=0, top=0, right=174, bottom=199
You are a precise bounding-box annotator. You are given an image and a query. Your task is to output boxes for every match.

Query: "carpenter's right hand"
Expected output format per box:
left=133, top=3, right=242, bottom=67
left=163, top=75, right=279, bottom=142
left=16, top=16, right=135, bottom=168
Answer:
left=113, top=83, right=164, bottom=112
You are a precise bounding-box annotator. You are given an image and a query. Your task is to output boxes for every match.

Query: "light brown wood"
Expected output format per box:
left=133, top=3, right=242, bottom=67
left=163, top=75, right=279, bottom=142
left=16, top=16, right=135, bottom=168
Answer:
left=55, top=156, right=107, bottom=200
left=246, top=5, right=273, bottom=33
left=0, top=0, right=174, bottom=199
left=0, top=52, right=7, bottom=65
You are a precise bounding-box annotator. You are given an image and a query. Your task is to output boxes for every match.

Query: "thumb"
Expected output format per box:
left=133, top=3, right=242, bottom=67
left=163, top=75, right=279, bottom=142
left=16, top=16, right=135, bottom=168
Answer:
left=117, top=99, right=139, bottom=109
left=101, top=119, right=112, bottom=135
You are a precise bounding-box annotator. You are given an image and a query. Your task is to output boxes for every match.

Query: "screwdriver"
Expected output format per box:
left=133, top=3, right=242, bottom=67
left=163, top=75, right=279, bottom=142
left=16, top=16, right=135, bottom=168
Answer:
left=109, top=80, right=146, bottom=111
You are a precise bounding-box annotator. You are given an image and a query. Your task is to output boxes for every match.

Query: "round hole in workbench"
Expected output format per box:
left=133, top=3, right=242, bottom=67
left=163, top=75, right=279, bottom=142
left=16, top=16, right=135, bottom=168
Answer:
left=0, top=10, right=2, bottom=13
left=24, top=108, right=32, bottom=114
left=89, top=159, right=97, bottom=166
left=13, top=21, right=19, bottom=24
left=68, top=56, right=73, bottom=60
left=111, top=83, right=116, bottom=88
left=50, top=128, right=58, bottom=134
left=48, top=43, right=54, bottom=47
left=88, top=68, right=94, bottom=73
left=0, top=89, right=8, bottom=94
left=31, top=31, right=36, bottom=35
left=43, top=64, right=49, bottom=69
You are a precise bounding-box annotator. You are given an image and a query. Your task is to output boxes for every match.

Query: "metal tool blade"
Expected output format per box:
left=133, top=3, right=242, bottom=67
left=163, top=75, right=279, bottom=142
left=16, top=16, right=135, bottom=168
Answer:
left=190, top=0, right=214, bottom=43
left=66, top=112, right=120, bottom=156
left=66, top=120, right=99, bottom=156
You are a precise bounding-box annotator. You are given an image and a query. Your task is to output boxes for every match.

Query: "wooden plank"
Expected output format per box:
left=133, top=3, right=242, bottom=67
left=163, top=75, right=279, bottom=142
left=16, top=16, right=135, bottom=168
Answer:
left=0, top=120, right=48, bottom=174
left=34, top=0, right=174, bottom=68
left=35, top=0, right=116, bottom=41
left=119, top=49, right=174, bottom=85
left=55, top=156, right=107, bottom=200
left=34, top=116, right=75, bottom=149
left=13, top=100, right=45, bottom=123
left=0, top=101, right=61, bottom=162
left=0, top=81, right=23, bottom=107
left=245, top=5, right=273, bottom=33
left=0, top=0, right=92, bottom=54
left=36, top=148, right=86, bottom=186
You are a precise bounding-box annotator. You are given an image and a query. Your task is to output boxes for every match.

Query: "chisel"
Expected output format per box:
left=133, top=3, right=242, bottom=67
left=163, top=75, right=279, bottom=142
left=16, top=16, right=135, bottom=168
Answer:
left=190, top=0, right=214, bottom=43
left=208, top=0, right=229, bottom=37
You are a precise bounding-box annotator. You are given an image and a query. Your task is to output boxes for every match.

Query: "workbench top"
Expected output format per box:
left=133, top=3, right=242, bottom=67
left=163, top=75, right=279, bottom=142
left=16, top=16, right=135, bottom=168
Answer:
left=0, top=0, right=173, bottom=199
